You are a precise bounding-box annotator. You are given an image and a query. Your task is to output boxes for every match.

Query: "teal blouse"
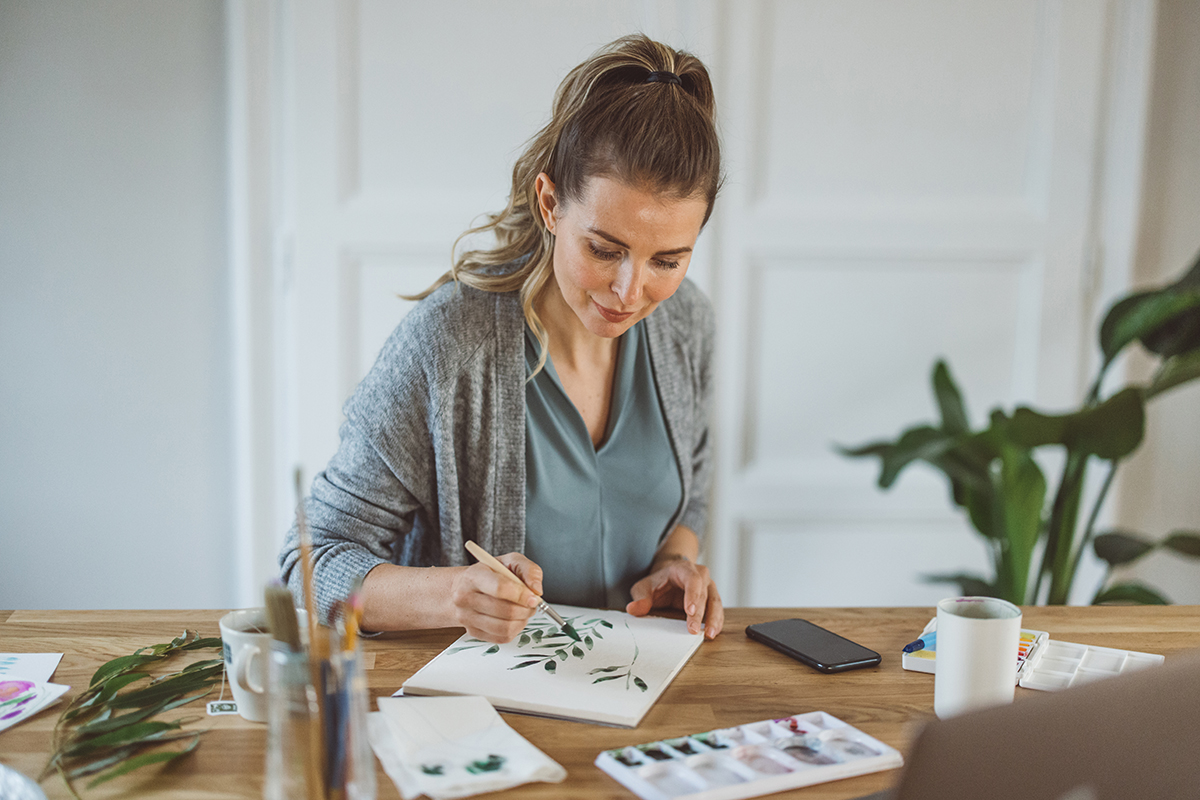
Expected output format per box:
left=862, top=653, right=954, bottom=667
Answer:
left=523, top=322, right=683, bottom=609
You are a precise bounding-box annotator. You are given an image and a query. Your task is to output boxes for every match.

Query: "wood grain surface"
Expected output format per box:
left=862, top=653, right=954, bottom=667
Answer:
left=2, top=606, right=1197, bottom=799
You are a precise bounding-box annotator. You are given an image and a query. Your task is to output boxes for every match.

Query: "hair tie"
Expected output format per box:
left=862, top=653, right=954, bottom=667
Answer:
left=645, top=70, right=682, bottom=86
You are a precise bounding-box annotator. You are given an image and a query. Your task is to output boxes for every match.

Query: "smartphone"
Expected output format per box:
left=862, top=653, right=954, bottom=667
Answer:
left=745, top=618, right=881, bottom=674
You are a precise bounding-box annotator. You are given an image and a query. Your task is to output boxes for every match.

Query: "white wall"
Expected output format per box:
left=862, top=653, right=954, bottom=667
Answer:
left=1115, top=0, right=1200, bottom=603
left=0, top=1, right=232, bottom=608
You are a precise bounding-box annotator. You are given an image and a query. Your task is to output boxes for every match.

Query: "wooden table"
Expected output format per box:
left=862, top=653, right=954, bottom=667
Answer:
left=2, top=606, right=1198, bottom=799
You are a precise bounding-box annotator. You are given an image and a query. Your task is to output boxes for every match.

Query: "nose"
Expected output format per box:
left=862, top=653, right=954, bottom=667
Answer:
left=612, top=257, right=645, bottom=307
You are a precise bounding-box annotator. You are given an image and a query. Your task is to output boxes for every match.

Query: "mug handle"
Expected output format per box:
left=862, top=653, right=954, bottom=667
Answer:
left=234, top=643, right=266, bottom=695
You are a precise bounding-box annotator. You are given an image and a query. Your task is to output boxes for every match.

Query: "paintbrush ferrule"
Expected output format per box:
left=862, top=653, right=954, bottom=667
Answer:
left=538, top=602, right=581, bottom=642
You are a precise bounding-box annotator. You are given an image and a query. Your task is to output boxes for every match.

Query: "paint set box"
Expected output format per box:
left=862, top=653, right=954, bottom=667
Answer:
left=901, top=617, right=1164, bottom=690
left=594, top=712, right=902, bottom=800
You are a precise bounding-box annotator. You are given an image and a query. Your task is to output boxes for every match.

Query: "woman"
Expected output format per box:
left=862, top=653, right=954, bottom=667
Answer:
left=280, top=34, right=724, bottom=644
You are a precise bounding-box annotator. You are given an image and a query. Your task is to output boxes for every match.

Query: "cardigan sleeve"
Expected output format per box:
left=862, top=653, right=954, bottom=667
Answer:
left=278, top=418, right=425, bottom=623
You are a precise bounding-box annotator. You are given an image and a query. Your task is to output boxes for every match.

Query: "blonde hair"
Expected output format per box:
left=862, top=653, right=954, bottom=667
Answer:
left=408, top=34, right=722, bottom=375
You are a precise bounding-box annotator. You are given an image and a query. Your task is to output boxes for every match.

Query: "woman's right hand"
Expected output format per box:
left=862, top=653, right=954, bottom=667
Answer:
left=449, top=552, right=543, bottom=643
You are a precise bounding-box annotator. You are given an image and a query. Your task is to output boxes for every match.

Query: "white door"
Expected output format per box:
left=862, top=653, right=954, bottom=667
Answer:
left=231, top=0, right=1154, bottom=608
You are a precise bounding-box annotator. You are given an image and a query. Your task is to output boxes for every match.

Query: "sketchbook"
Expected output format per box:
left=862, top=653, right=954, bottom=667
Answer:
left=400, top=607, right=704, bottom=728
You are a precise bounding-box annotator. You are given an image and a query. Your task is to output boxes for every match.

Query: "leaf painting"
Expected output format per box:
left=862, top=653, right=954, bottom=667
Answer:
left=401, top=605, right=703, bottom=727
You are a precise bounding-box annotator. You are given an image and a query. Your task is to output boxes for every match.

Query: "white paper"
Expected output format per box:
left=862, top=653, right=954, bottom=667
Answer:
left=400, top=607, right=703, bottom=727
left=0, top=654, right=63, bottom=683
left=368, top=696, right=566, bottom=800
left=934, top=597, right=1022, bottom=718
left=0, top=680, right=70, bottom=733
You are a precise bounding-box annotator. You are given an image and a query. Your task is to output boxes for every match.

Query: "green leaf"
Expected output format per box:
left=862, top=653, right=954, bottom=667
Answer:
left=1100, top=288, right=1200, bottom=363
left=543, top=660, right=556, bottom=673
left=998, top=445, right=1046, bottom=603
left=600, top=620, right=613, bottom=629
left=90, top=654, right=161, bottom=689
left=1146, top=349, right=1200, bottom=399
left=85, top=736, right=200, bottom=789
left=484, top=645, right=499, bottom=655
left=1009, top=388, right=1145, bottom=459
left=555, top=649, right=568, bottom=661
left=181, top=659, right=223, bottom=673
left=179, top=637, right=222, bottom=651
left=932, top=360, right=971, bottom=435
left=65, top=747, right=138, bottom=780
left=108, top=665, right=223, bottom=708
left=632, top=676, right=648, bottom=692
left=571, top=645, right=584, bottom=658
left=518, top=633, right=530, bottom=647
left=63, top=721, right=182, bottom=757
left=532, top=630, right=543, bottom=643
left=592, top=674, right=626, bottom=684
left=1162, top=531, right=1200, bottom=558
left=509, top=661, right=541, bottom=670
left=921, top=573, right=997, bottom=597
left=1092, top=582, right=1170, bottom=605
left=584, top=636, right=593, bottom=650
left=1092, top=531, right=1156, bottom=566
left=588, top=665, right=623, bottom=674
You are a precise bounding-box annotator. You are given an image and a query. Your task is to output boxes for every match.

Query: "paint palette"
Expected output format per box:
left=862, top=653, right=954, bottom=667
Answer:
left=1017, top=639, right=1164, bottom=691
left=595, top=712, right=902, bottom=800
left=900, top=617, right=1165, bottom=691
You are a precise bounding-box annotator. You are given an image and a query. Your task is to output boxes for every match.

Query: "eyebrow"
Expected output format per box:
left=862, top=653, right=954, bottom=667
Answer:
left=587, top=227, right=693, bottom=257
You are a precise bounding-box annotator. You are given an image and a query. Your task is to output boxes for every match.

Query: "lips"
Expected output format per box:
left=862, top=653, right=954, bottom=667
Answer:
left=593, top=300, right=634, bottom=324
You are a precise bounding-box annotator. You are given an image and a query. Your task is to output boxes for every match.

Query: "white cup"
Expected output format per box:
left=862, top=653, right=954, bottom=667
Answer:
left=934, top=596, right=1022, bottom=719
left=220, top=608, right=307, bottom=723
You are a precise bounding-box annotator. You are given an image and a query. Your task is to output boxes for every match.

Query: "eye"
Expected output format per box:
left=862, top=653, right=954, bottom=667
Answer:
left=586, top=241, right=621, bottom=261
left=652, top=258, right=680, bottom=271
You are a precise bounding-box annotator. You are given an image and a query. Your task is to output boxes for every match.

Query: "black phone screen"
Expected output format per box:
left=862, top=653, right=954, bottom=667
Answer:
left=745, top=618, right=881, bottom=673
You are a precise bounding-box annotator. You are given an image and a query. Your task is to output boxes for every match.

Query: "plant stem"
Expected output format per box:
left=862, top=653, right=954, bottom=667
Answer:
left=1043, top=452, right=1089, bottom=605
left=1068, top=459, right=1120, bottom=586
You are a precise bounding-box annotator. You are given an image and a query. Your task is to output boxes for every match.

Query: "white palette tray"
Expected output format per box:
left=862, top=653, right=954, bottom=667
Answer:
left=594, top=712, right=902, bottom=800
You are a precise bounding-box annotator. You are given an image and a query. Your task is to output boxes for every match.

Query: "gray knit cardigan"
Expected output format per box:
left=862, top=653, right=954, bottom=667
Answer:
left=279, top=276, right=715, bottom=621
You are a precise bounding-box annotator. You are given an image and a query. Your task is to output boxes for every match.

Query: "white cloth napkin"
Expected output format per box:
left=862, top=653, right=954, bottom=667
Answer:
left=367, top=696, right=566, bottom=800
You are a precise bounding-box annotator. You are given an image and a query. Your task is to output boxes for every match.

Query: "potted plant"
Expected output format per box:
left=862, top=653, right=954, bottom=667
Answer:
left=842, top=253, right=1200, bottom=605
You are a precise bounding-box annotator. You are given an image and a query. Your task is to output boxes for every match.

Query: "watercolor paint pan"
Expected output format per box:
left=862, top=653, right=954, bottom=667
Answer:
left=900, top=616, right=1165, bottom=692
left=595, top=711, right=903, bottom=800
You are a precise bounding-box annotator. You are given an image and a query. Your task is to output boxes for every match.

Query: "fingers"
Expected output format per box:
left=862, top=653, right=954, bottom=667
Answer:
left=451, top=560, right=538, bottom=643
left=627, top=560, right=725, bottom=640
left=498, top=552, right=544, bottom=597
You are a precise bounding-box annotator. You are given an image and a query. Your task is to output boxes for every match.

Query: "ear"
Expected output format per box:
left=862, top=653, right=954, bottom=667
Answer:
left=534, top=172, right=559, bottom=234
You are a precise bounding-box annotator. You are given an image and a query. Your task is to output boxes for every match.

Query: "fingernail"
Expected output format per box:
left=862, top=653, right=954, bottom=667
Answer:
left=527, top=596, right=539, bottom=608
left=687, top=603, right=696, bottom=616
left=706, top=627, right=715, bottom=639
left=689, top=622, right=700, bottom=634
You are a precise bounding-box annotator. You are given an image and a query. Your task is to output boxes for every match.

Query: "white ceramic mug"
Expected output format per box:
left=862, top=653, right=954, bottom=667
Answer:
left=220, top=608, right=277, bottom=723
left=934, top=596, right=1022, bottom=719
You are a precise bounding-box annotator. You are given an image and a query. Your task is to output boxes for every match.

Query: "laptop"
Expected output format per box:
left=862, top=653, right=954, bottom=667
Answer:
left=858, top=649, right=1200, bottom=800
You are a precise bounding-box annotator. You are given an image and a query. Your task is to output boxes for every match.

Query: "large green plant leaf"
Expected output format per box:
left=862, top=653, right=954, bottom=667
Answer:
left=1099, top=250, right=1200, bottom=364
left=1146, top=348, right=1200, bottom=399
left=1009, top=388, right=1145, bottom=459
left=1162, top=531, right=1200, bottom=558
left=1092, top=531, right=1155, bottom=566
left=1092, top=582, right=1170, bottom=605
left=932, top=360, right=970, bottom=435
left=997, top=445, right=1046, bottom=604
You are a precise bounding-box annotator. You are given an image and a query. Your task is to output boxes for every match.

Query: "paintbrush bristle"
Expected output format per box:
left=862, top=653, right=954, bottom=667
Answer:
left=265, top=583, right=301, bottom=650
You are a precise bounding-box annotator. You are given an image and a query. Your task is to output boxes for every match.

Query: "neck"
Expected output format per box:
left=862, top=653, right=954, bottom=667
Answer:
left=536, top=276, right=618, bottom=371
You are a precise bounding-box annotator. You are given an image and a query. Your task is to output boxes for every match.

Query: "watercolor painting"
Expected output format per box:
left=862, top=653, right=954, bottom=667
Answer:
left=401, top=606, right=703, bottom=727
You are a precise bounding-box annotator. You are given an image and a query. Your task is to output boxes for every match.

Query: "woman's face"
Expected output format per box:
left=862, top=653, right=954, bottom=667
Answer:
left=536, top=173, right=708, bottom=339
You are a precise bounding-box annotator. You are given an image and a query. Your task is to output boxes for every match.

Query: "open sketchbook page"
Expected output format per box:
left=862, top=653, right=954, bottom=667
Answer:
left=400, top=607, right=703, bottom=728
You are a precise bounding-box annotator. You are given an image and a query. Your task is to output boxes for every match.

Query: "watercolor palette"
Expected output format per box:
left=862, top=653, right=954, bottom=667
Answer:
left=1017, top=639, right=1164, bottom=691
left=900, top=617, right=1165, bottom=691
left=594, top=712, right=902, bottom=800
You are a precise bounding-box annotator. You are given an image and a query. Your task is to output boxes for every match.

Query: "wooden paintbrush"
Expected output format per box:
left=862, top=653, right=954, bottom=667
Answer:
left=293, top=468, right=328, bottom=800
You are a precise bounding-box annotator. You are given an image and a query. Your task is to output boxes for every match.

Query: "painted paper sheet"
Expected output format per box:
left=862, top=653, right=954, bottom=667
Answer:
left=401, top=607, right=703, bottom=727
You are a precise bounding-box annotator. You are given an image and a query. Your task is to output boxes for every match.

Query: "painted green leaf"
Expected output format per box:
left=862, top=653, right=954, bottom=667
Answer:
left=600, top=620, right=613, bottom=629
left=555, top=649, right=568, bottom=661
left=1093, top=582, right=1170, bottom=605
left=1162, top=531, right=1200, bottom=558
left=633, top=676, right=648, bottom=692
left=544, top=660, right=556, bottom=673
left=592, top=674, right=626, bottom=683
left=509, top=661, right=541, bottom=670
left=485, top=645, right=499, bottom=655
left=518, top=633, right=530, bottom=647
left=532, top=630, right=543, bottom=643
left=588, top=665, right=622, bottom=674
left=571, top=645, right=584, bottom=658
left=1093, top=531, right=1156, bottom=566
left=86, top=736, right=200, bottom=789
left=584, top=636, right=593, bottom=650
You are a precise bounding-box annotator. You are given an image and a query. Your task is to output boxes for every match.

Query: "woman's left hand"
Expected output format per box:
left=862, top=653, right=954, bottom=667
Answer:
left=626, top=556, right=724, bottom=639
